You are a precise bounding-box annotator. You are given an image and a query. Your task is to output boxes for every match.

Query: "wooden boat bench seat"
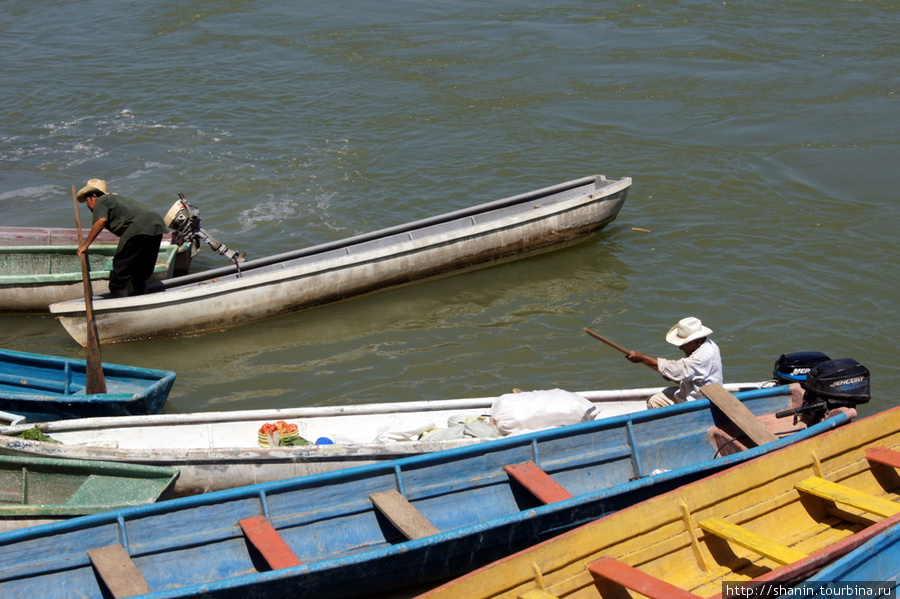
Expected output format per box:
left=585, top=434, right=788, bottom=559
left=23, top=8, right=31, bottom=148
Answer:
left=369, top=489, right=440, bottom=540
left=239, top=515, right=302, bottom=570
left=699, top=516, right=807, bottom=565
left=794, top=477, right=900, bottom=518
left=588, top=556, right=703, bottom=599
left=518, top=589, right=561, bottom=599
left=503, top=461, right=574, bottom=504
left=87, top=543, right=151, bottom=599
left=866, top=447, right=900, bottom=469
left=0, top=371, right=81, bottom=395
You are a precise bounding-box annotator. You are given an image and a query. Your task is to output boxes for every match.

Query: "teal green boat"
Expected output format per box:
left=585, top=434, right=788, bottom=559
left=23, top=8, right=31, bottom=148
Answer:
left=0, top=226, right=187, bottom=313
left=0, top=453, right=178, bottom=533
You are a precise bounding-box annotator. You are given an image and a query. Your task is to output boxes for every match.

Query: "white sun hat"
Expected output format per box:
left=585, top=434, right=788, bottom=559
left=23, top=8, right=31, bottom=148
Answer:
left=665, top=317, right=713, bottom=346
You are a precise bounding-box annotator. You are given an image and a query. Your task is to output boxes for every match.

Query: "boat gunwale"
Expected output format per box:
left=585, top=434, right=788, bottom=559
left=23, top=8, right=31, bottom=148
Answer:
left=0, top=453, right=181, bottom=477
left=0, top=348, right=177, bottom=382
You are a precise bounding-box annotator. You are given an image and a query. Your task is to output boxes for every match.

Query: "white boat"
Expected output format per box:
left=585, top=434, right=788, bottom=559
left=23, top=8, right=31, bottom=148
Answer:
left=49, top=174, right=631, bottom=345
left=0, top=382, right=769, bottom=496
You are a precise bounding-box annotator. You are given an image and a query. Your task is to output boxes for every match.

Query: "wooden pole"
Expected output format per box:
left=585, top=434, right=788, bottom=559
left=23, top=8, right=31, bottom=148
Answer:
left=583, top=328, right=631, bottom=354
left=583, top=328, right=656, bottom=371
left=73, top=185, right=107, bottom=393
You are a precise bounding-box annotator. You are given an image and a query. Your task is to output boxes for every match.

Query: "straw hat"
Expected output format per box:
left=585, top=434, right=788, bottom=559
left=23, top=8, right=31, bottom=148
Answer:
left=665, top=317, right=713, bottom=346
left=76, top=179, right=109, bottom=202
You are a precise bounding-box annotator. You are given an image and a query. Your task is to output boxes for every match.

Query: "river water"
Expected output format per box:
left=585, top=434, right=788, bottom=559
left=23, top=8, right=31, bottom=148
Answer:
left=2, top=0, right=898, bottom=413
left=1, top=0, right=898, bottom=595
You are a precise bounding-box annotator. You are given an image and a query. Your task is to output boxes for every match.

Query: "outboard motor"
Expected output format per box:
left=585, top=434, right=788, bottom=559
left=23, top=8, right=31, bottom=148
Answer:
left=164, top=193, right=246, bottom=269
left=803, top=358, right=871, bottom=406
left=773, top=351, right=831, bottom=384
left=776, top=358, right=870, bottom=423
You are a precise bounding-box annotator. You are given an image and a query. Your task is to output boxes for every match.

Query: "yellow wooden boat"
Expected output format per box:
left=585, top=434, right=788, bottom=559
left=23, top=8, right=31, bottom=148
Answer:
left=418, top=405, right=900, bottom=599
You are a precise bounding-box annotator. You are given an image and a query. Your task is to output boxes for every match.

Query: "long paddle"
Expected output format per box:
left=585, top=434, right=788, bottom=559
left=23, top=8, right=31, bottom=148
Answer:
left=73, top=185, right=107, bottom=394
left=583, top=328, right=656, bottom=371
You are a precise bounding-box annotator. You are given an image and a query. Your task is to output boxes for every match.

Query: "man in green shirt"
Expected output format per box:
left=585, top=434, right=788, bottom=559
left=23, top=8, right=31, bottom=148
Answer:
left=76, top=178, right=168, bottom=297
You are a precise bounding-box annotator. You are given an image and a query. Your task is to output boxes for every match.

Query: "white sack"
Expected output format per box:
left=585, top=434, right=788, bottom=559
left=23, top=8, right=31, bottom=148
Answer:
left=490, top=389, right=597, bottom=436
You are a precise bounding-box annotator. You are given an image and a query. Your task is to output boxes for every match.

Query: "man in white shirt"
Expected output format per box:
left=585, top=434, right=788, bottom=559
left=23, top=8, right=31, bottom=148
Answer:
left=626, top=317, right=724, bottom=409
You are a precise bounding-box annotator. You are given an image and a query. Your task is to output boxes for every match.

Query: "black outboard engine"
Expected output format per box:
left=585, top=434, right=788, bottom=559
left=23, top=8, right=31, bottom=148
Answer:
left=773, top=351, right=831, bottom=384
left=164, top=193, right=246, bottom=269
left=803, top=358, right=871, bottom=406
left=776, top=358, right=870, bottom=423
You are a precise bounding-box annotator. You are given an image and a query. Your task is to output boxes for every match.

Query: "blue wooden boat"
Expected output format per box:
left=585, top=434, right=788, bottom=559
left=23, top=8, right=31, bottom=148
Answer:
left=0, top=385, right=855, bottom=599
left=0, top=349, right=176, bottom=421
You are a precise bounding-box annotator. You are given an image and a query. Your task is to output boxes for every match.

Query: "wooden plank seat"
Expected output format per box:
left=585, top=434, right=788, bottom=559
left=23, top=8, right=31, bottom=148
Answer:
left=588, top=556, right=703, bottom=599
left=369, top=489, right=440, bottom=540
left=504, top=461, right=574, bottom=504
left=239, top=515, right=302, bottom=570
left=87, top=544, right=151, bottom=599
left=699, top=516, right=807, bottom=565
left=795, top=477, right=900, bottom=518
left=700, top=384, right=778, bottom=447
left=0, top=372, right=81, bottom=395
left=518, top=589, right=561, bottom=599
left=866, top=447, right=900, bottom=469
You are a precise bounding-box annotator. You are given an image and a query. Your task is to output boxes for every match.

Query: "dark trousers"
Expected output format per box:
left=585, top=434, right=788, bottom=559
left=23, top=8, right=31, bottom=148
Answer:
left=109, top=234, right=163, bottom=295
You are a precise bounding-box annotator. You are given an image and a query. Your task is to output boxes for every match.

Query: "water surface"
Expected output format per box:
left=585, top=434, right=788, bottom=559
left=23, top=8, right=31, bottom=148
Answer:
left=2, top=0, right=897, bottom=418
